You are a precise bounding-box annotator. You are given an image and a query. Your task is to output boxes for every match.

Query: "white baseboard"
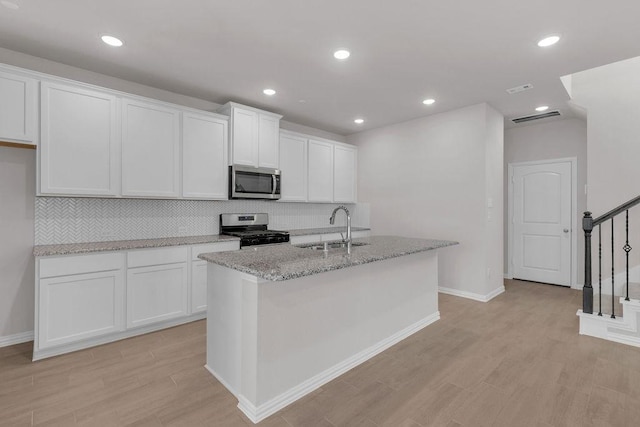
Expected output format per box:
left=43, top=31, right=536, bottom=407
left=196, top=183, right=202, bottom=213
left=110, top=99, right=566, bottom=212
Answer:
left=232, top=312, right=441, bottom=424
left=0, top=330, right=34, bottom=348
left=578, top=298, right=640, bottom=348
left=204, top=364, right=238, bottom=397
left=438, top=285, right=505, bottom=302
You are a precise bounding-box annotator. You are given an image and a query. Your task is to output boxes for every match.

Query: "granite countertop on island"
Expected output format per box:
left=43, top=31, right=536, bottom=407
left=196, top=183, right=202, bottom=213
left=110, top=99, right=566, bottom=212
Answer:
left=33, top=234, right=240, bottom=257
left=198, top=235, right=457, bottom=281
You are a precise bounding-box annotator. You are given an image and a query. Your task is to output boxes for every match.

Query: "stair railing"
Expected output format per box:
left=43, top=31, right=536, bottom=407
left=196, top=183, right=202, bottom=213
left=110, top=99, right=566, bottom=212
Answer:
left=583, top=194, right=640, bottom=316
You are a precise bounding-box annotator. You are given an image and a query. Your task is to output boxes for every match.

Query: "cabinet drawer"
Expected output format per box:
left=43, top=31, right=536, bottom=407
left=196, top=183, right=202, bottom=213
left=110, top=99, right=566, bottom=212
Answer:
left=39, top=252, right=124, bottom=278
left=127, top=246, right=188, bottom=268
left=191, top=241, right=239, bottom=260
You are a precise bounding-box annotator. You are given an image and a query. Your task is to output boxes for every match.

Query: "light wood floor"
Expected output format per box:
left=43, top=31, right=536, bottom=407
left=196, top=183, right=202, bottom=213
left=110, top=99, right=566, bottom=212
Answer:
left=3, top=279, right=640, bottom=427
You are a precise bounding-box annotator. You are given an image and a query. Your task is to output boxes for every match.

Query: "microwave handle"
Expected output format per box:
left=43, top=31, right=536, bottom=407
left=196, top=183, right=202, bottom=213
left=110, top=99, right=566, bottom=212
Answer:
left=272, top=175, right=277, bottom=195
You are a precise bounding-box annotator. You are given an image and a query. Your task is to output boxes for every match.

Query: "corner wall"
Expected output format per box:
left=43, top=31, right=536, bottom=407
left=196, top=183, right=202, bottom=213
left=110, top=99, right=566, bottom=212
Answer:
left=0, top=146, right=35, bottom=344
left=347, top=104, right=504, bottom=300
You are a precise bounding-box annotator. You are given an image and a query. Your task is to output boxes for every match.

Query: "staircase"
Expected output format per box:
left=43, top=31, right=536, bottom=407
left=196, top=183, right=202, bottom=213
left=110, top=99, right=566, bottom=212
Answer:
left=577, top=195, right=640, bottom=347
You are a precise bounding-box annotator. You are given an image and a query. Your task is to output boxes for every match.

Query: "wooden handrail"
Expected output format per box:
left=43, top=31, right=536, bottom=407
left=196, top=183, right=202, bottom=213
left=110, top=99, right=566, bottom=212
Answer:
left=593, top=194, right=640, bottom=226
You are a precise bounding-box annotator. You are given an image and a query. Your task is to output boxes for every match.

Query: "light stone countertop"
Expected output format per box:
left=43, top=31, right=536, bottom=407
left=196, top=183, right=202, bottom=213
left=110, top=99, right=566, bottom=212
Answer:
left=33, top=235, right=240, bottom=257
left=198, top=235, right=458, bottom=281
left=287, top=226, right=371, bottom=236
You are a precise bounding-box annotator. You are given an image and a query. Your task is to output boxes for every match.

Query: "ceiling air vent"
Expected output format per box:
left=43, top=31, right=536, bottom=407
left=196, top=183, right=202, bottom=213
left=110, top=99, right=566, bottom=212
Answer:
left=511, top=110, right=561, bottom=124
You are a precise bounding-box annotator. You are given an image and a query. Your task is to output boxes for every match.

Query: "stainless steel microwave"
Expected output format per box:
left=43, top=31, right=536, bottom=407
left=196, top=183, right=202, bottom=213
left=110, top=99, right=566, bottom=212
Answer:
left=229, top=165, right=281, bottom=200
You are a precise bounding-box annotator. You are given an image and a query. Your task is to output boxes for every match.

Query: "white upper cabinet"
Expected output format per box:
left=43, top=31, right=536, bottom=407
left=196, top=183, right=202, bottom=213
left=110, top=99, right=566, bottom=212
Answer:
left=219, top=102, right=282, bottom=168
left=40, top=81, right=120, bottom=196
left=0, top=69, right=37, bottom=146
left=279, top=132, right=308, bottom=202
left=307, top=139, right=334, bottom=203
left=333, top=144, right=358, bottom=203
left=182, top=111, right=228, bottom=199
left=258, top=114, right=280, bottom=168
left=122, top=98, right=180, bottom=198
left=230, top=107, right=258, bottom=166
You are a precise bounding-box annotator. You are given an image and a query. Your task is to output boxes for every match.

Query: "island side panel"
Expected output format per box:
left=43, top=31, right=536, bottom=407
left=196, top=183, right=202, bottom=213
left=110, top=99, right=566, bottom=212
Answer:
left=254, top=250, right=439, bottom=407
left=205, top=263, right=246, bottom=396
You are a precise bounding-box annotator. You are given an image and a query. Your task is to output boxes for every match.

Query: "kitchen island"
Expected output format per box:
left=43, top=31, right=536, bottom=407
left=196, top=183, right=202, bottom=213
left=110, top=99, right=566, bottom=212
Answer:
left=198, top=236, right=457, bottom=423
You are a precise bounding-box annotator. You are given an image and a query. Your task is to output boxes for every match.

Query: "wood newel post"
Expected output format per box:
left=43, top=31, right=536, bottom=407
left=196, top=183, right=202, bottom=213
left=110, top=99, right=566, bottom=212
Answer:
left=583, top=211, right=593, bottom=314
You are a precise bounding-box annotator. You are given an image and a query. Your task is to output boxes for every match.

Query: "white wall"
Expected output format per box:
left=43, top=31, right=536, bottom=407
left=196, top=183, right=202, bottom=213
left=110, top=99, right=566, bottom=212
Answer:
left=571, top=56, right=640, bottom=214
left=504, top=118, right=587, bottom=285
left=348, top=103, right=504, bottom=300
left=0, top=146, right=35, bottom=343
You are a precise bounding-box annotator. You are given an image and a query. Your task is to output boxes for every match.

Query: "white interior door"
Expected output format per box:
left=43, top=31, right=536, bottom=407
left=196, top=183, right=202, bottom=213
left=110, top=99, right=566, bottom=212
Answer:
left=512, top=160, right=572, bottom=286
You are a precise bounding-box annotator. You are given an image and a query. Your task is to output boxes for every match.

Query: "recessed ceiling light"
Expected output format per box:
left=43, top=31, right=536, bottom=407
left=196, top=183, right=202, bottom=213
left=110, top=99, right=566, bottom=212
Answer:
left=537, top=35, right=560, bottom=47
left=101, top=35, right=123, bottom=47
left=263, top=88, right=276, bottom=96
left=354, top=118, right=364, bottom=124
left=535, top=105, right=549, bottom=112
left=422, top=98, right=436, bottom=105
left=334, top=49, right=350, bottom=60
left=1, top=1, right=19, bottom=9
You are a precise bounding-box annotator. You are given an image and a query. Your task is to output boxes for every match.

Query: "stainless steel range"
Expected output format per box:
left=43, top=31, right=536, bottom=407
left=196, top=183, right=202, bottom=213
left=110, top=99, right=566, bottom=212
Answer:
left=220, top=213, right=289, bottom=247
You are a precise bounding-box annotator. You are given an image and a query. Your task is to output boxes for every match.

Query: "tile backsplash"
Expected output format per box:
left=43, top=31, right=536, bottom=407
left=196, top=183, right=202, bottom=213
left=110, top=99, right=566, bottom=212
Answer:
left=35, top=197, right=370, bottom=245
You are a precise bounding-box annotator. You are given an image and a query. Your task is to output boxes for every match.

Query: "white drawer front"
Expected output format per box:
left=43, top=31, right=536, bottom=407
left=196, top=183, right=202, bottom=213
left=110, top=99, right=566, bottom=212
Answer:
left=127, top=246, right=188, bottom=268
left=191, top=241, right=239, bottom=260
left=39, top=252, right=124, bottom=278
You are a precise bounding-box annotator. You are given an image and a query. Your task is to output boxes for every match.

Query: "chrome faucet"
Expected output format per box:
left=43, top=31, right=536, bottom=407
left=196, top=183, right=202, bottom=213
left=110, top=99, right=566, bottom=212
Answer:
left=329, top=206, right=352, bottom=254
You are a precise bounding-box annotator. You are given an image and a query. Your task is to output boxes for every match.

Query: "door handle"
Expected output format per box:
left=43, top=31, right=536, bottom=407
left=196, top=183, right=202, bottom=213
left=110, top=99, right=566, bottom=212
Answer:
left=563, top=229, right=569, bottom=233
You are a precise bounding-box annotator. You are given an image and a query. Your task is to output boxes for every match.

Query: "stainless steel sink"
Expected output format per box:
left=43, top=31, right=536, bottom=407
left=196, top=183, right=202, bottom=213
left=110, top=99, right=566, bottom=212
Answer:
left=296, top=241, right=369, bottom=251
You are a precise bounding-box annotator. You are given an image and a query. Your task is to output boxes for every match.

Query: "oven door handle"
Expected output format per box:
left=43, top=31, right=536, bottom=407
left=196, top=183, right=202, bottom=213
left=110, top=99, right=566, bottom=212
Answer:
left=272, top=175, right=277, bottom=195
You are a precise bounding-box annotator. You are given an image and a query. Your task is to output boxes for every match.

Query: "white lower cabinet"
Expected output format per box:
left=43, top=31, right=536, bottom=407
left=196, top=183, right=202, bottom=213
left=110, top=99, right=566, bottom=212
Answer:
left=191, top=261, right=208, bottom=314
left=190, top=241, right=239, bottom=313
left=37, top=253, right=125, bottom=350
left=34, top=240, right=239, bottom=360
left=126, top=247, right=188, bottom=328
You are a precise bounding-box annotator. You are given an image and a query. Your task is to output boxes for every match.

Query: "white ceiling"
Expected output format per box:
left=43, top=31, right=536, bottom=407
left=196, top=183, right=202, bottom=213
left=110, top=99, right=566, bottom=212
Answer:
left=1, top=0, right=639, bottom=135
